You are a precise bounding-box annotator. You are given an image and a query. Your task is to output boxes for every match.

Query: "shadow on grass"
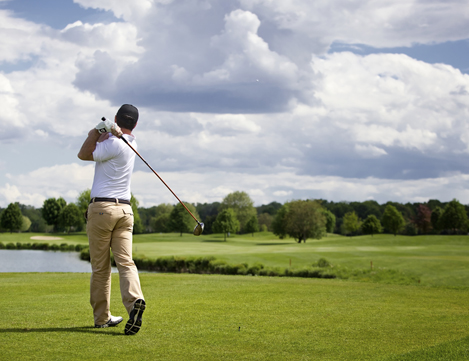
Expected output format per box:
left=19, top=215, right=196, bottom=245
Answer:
left=201, top=239, right=226, bottom=243
left=256, top=243, right=291, bottom=246
left=0, top=326, right=125, bottom=336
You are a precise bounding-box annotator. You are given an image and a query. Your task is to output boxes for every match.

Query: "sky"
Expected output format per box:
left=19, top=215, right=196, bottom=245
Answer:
left=1, top=0, right=469, bottom=209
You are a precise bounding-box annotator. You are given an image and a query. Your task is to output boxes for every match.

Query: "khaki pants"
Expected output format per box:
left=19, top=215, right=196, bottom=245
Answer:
left=86, top=201, right=144, bottom=325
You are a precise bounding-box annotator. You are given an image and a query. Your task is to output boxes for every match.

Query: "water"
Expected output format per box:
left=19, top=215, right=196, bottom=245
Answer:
left=0, top=250, right=118, bottom=273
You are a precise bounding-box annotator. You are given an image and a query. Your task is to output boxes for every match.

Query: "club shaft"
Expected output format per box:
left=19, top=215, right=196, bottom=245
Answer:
left=121, top=137, right=200, bottom=224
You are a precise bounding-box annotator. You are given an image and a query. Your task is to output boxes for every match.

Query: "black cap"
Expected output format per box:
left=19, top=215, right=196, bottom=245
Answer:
left=116, top=104, right=139, bottom=123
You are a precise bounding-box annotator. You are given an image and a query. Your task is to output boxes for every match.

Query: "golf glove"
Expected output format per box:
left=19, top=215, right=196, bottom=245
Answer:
left=95, top=119, right=115, bottom=134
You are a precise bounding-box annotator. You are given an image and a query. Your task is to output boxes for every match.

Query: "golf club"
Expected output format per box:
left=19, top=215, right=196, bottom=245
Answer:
left=102, top=117, right=204, bottom=236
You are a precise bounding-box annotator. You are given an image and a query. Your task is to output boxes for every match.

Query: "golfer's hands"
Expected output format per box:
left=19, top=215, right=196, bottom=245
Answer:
left=95, top=119, right=114, bottom=134
left=95, top=118, right=123, bottom=138
left=111, top=124, right=123, bottom=138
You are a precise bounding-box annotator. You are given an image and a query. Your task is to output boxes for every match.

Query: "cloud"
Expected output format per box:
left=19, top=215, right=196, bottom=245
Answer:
left=3, top=163, right=469, bottom=208
left=1, top=1, right=469, bottom=209
left=0, top=163, right=94, bottom=207
left=73, top=6, right=308, bottom=113
left=240, top=0, right=469, bottom=48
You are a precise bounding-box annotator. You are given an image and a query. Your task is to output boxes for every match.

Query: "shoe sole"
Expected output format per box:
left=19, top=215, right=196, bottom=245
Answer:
left=125, top=299, right=146, bottom=335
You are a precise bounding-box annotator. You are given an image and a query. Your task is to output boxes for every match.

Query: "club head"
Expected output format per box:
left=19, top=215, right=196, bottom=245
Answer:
left=193, top=222, right=204, bottom=236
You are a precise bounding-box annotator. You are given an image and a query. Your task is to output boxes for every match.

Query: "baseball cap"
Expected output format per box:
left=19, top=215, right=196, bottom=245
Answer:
left=116, top=104, right=139, bottom=123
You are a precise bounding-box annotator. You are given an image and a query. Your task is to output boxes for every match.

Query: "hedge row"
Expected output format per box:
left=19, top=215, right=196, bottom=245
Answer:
left=0, top=242, right=88, bottom=252
left=79, top=249, right=337, bottom=279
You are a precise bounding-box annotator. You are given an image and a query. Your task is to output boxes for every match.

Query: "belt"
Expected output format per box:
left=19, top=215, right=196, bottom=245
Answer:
left=90, top=197, right=131, bottom=205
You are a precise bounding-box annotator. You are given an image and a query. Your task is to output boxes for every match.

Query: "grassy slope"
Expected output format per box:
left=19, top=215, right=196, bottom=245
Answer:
left=131, top=232, right=469, bottom=288
left=1, top=273, right=468, bottom=361
left=2, top=232, right=469, bottom=359
left=4, top=231, right=469, bottom=287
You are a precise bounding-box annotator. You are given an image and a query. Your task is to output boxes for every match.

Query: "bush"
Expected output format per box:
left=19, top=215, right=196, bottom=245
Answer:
left=75, top=244, right=87, bottom=252
left=0, top=242, right=4, bottom=249
left=6, top=243, right=16, bottom=249
left=317, top=258, right=331, bottom=268
left=80, top=248, right=90, bottom=261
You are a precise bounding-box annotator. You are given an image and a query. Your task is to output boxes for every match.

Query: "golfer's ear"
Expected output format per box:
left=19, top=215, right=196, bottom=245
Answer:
left=114, top=116, right=117, bottom=123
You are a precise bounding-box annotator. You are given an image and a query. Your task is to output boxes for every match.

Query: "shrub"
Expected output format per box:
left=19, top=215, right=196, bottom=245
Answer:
left=75, top=244, right=87, bottom=252
left=32, top=243, right=49, bottom=250
left=6, top=243, right=16, bottom=249
left=247, top=262, right=264, bottom=275
left=0, top=242, right=4, bottom=249
left=80, top=248, right=90, bottom=261
left=317, top=258, right=331, bottom=268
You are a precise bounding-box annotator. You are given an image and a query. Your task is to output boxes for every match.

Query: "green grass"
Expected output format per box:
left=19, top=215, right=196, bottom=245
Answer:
left=132, top=232, right=469, bottom=288
left=3, top=231, right=469, bottom=359
left=1, top=273, right=469, bottom=361
left=5, top=231, right=469, bottom=287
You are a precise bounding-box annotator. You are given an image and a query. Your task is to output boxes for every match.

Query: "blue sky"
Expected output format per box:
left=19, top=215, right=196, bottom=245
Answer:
left=1, top=0, right=469, bottom=209
left=0, top=0, right=117, bottom=29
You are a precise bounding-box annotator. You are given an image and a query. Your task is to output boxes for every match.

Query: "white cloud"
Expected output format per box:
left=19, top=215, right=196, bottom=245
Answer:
left=74, top=0, right=153, bottom=21
left=355, top=144, right=388, bottom=158
left=0, top=164, right=94, bottom=207
left=1, top=0, right=469, bottom=210
left=311, top=52, right=469, bottom=156
left=240, top=0, right=469, bottom=48
left=4, top=163, right=469, bottom=208
left=0, top=10, right=46, bottom=63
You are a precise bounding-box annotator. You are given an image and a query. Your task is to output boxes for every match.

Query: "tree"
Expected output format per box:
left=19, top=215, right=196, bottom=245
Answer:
left=20, top=204, right=47, bottom=232
left=381, top=205, right=405, bottom=236
left=258, top=213, right=273, bottom=231
left=272, top=204, right=289, bottom=239
left=431, top=206, right=443, bottom=233
left=1, top=203, right=23, bottom=233
left=76, top=189, right=91, bottom=217
left=413, top=204, right=432, bottom=234
left=213, top=208, right=240, bottom=241
left=42, top=197, right=66, bottom=231
left=59, top=203, right=84, bottom=233
left=438, top=199, right=468, bottom=234
left=342, top=211, right=362, bottom=236
left=361, top=214, right=382, bottom=237
left=21, top=216, right=32, bottom=232
left=256, top=201, right=282, bottom=216
left=219, top=191, right=256, bottom=233
left=273, top=200, right=326, bottom=243
left=153, top=213, right=171, bottom=233
left=131, top=194, right=144, bottom=234
left=322, top=209, right=336, bottom=233
left=169, top=202, right=201, bottom=236
left=245, top=215, right=259, bottom=236
left=149, top=204, right=174, bottom=233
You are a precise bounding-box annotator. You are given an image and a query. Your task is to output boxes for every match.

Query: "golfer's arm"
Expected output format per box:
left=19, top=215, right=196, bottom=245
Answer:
left=77, top=129, right=101, bottom=161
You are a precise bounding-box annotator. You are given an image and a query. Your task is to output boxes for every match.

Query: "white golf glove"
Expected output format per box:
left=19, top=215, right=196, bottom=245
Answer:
left=95, top=118, right=115, bottom=134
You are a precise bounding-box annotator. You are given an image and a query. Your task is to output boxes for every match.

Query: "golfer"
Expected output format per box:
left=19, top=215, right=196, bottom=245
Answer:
left=78, top=104, right=146, bottom=335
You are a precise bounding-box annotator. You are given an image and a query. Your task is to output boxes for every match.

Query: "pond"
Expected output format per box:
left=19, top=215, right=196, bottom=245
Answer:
left=0, top=250, right=118, bottom=273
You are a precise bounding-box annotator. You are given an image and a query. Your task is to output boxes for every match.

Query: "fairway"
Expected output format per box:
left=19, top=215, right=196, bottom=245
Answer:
left=1, top=273, right=469, bottom=361
left=2, top=232, right=469, bottom=359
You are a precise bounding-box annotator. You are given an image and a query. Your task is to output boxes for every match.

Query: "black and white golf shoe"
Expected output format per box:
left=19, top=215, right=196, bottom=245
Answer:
left=125, top=299, right=146, bottom=335
left=95, top=315, right=123, bottom=328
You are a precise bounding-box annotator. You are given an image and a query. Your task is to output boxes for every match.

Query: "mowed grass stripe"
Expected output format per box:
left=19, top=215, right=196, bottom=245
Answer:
left=1, top=273, right=468, bottom=360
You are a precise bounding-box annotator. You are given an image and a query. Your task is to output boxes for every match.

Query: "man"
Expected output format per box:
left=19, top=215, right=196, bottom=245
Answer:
left=78, top=104, right=146, bottom=335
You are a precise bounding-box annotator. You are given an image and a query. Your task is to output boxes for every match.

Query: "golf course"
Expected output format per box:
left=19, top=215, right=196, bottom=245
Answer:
left=1, top=232, right=469, bottom=360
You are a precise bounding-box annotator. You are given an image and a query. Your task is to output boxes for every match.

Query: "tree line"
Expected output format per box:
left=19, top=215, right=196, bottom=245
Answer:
left=1, top=191, right=468, bottom=242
